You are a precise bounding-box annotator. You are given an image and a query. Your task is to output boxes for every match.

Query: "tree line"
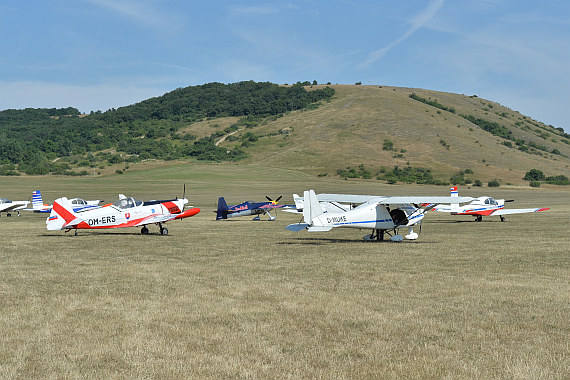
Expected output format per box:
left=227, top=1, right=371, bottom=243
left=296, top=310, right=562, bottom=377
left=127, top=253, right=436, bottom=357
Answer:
left=0, top=81, right=334, bottom=175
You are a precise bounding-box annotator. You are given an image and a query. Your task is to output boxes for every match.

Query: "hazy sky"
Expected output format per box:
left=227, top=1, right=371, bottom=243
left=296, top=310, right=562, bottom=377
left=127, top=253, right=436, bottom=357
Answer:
left=1, top=1, right=568, bottom=130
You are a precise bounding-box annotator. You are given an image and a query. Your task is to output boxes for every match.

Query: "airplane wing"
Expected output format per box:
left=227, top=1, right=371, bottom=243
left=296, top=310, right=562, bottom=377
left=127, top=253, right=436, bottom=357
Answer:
left=316, top=194, right=473, bottom=205
left=490, top=207, right=549, bottom=216
left=134, top=208, right=200, bottom=226
left=0, top=201, right=29, bottom=212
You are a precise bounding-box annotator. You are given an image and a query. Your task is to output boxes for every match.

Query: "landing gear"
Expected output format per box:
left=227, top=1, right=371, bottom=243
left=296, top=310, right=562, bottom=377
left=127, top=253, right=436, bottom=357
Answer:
left=364, top=229, right=385, bottom=241
left=141, top=226, right=149, bottom=235
left=158, top=222, right=168, bottom=235
left=475, top=216, right=483, bottom=222
left=500, top=216, right=505, bottom=222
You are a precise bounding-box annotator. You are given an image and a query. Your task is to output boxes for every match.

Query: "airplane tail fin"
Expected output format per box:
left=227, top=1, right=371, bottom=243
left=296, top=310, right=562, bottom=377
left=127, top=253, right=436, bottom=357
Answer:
left=450, top=186, right=459, bottom=209
left=303, top=190, right=324, bottom=225
left=216, top=197, right=229, bottom=220
left=32, top=190, right=44, bottom=210
left=46, top=197, right=82, bottom=230
left=293, top=193, right=304, bottom=211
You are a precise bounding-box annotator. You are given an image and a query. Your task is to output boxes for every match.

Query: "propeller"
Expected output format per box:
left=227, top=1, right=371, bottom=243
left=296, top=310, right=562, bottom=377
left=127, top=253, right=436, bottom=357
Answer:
left=266, top=195, right=283, bottom=204
left=504, top=199, right=514, bottom=202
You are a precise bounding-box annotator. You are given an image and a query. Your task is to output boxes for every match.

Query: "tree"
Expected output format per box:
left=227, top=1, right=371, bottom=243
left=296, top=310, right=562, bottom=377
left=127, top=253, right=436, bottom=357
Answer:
left=524, top=169, right=545, bottom=181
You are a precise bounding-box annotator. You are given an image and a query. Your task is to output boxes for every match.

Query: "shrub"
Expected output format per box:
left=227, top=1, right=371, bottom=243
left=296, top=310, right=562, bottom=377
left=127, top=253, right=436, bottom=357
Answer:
left=383, top=140, right=394, bottom=151
left=487, top=179, right=500, bottom=187
left=529, top=181, right=541, bottom=188
left=524, top=169, right=545, bottom=181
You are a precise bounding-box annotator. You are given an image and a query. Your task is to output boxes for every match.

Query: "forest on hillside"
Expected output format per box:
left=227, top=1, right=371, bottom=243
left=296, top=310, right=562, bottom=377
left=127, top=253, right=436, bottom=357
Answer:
left=0, top=81, right=334, bottom=175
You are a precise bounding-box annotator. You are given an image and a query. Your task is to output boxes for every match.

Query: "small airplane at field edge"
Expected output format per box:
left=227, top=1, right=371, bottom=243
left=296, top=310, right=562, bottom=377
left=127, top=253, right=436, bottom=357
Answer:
left=216, top=196, right=289, bottom=221
left=0, top=197, right=29, bottom=217
left=286, top=190, right=474, bottom=241
left=431, top=186, right=549, bottom=222
left=47, top=193, right=200, bottom=235
left=24, top=190, right=101, bottom=213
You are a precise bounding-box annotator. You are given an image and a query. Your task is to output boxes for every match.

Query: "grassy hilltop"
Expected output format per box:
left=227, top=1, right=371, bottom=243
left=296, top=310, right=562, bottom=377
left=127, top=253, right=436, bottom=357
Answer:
left=210, top=85, right=570, bottom=185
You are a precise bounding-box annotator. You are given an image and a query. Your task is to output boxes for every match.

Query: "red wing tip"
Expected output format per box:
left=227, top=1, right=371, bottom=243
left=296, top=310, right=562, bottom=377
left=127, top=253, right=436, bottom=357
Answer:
left=537, top=208, right=550, bottom=212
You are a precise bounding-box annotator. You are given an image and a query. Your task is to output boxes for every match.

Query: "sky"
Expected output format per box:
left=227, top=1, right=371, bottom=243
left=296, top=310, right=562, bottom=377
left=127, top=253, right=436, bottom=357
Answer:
left=1, top=0, right=569, bottom=130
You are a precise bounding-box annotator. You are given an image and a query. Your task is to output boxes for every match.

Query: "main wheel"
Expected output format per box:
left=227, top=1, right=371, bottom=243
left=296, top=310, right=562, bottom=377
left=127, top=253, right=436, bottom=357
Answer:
left=160, top=227, right=169, bottom=235
left=141, top=226, right=149, bottom=234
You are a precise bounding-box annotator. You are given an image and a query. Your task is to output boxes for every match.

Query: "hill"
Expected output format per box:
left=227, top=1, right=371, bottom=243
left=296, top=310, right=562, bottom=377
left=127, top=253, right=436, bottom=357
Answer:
left=1, top=82, right=569, bottom=186
left=204, top=85, right=570, bottom=186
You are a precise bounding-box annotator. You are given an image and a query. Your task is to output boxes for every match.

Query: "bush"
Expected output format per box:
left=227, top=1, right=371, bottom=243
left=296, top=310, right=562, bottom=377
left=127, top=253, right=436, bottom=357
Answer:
left=524, top=169, right=545, bottom=181
left=487, top=179, right=500, bottom=187
left=529, top=181, right=541, bottom=188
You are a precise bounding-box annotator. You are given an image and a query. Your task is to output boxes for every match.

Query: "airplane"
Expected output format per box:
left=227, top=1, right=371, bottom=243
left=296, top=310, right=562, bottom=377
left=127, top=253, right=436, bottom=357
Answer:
left=0, top=198, right=29, bottom=217
left=431, top=186, right=549, bottom=222
left=286, top=190, right=474, bottom=241
left=24, top=190, right=101, bottom=213
left=216, top=196, right=289, bottom=221
left=46, top=194, right=200, bottom=235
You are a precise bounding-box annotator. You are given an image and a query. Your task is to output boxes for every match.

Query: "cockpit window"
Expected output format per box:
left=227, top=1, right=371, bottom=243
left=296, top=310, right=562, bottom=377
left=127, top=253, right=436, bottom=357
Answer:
left=71, top=199, right=87, bottom=205
left=0, top=198, right=10, bottom=204
left=112, top=198, right=142, bottom=209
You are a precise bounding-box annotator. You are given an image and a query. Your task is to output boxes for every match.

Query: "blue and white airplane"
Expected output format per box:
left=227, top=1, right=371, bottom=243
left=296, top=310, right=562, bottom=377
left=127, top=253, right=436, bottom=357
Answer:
left=216, top=196, right=289, bottom=221
left=286, top=190, right=474, bottom=241
left=24, top=190, right=101, bottom=213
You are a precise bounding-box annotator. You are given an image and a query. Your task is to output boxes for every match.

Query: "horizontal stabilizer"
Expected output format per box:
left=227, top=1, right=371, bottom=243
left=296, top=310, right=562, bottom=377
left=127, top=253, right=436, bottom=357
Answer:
left=285, top=223, right=309, bottom=231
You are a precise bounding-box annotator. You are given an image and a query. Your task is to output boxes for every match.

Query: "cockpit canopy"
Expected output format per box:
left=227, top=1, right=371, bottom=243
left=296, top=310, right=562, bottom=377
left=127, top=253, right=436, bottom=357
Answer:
left=113, top=197, right=143, bottom=209
left=474, top=196, right=498, bottom=206
left=70, top=198, right=87, bottom=205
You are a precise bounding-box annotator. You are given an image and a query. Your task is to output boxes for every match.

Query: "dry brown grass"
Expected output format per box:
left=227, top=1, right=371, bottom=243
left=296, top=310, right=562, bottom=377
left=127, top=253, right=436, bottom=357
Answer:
left=212, top=85, right=570, bottom=185
left=0, top=165, right=568, bottom=378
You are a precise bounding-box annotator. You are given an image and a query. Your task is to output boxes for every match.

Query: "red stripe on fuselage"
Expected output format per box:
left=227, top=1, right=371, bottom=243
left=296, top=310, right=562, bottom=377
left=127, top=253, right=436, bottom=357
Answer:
left=161, top=201, right=181, bottom=214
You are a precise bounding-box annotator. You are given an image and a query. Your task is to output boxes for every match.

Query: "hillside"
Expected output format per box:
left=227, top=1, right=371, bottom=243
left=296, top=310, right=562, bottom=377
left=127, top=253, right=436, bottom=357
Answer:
left=1, top=83, right=569, bottom=186
left=211, top=85, right=570, bottom=185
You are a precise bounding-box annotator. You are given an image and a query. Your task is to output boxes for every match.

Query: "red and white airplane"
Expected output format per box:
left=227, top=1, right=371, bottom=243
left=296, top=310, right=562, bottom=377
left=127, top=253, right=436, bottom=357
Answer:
left=431, top=186, right=549, bottom=222
left=46, top=194, right=200, bottom=235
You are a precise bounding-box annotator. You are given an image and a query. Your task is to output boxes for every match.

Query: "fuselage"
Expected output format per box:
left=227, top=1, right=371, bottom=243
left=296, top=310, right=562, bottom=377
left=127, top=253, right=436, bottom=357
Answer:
left=47, top=197, right=189, bottom=230
left=312, top=202, right=424, bottom=230
left=434, top=196, right=505, bottom=216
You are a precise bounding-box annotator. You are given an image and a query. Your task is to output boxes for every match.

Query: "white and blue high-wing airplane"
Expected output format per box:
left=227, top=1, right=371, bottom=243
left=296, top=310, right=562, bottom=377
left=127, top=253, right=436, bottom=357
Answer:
left=286, top=190, right=473, bottom=241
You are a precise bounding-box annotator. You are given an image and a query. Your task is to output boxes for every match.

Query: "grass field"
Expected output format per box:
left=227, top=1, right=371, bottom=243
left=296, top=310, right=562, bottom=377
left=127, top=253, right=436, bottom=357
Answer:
left=1, top=164, right=568, bottom=378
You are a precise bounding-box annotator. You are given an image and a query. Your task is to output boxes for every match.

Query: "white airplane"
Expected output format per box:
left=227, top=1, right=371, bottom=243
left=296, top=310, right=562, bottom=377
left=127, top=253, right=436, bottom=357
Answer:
left=432, top=186, right=549, bottom=222
left=23, top=190, right=101, bottom=213
left=0, top=197, right=29, bottom=217
left=47, top=194, right=200, bottom=235
left=286, top=190, right=473, bottom=241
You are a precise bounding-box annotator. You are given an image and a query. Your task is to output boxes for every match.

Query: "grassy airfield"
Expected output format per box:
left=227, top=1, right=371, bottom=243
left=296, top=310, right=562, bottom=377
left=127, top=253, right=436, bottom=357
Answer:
left=1, top=163, right=568, bottom=379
